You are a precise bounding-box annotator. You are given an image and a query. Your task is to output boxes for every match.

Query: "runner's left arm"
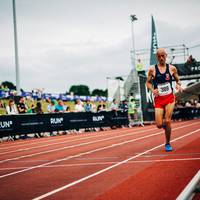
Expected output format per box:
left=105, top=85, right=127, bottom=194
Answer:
left=172, top=66, right=183, bottom=92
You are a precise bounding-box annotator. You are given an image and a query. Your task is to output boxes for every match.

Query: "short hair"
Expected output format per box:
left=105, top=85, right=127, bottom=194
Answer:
left=156, top=48, right=167, bottom=55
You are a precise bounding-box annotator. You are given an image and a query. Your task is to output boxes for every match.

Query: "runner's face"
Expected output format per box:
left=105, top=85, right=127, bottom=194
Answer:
left=157, top=51, right=167, bottom=65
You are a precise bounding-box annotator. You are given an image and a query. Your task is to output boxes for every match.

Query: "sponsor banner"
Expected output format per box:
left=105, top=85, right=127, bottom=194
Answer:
left=139, top=75, right=155, bottom=121
left=0, top=111, right=128, bottom=136
left=150, top=15, right=158, bottom=65
left=174, top=61, right=200, bottom=76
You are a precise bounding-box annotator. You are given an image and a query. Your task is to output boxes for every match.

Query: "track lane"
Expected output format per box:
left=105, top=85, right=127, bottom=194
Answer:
left=32, top=127, right=200, bottom=200
left=0, top=126, right=158, bottom=166
left=0, top=120, right=195, bottom=162
left=0, top=126, right=146, bottom=150
left=95, top=138, right=200, bottom=200
left=0, top=120, right=199, bottom=200
left=0, top=121, right=198, bottom=177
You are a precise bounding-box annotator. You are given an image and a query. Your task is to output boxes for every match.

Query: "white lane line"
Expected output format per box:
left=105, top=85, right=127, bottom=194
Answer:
left=76, top=152, right=200, bottom=160
left=0, top=121, right=194, bottom=161
left=0, top=128, right=126, bottom=150
left=138, top=152, right=200, bottom=158
left=6, top=152, right=200, bottom=163
left=0, top=120, right=193, bottom=150
left=0, top=123, right=199, bottom=179
left=0, top=129, right=136, bottom=155
left=0, top=125, right=148, bottom=150
left=0, top=127, right=157, bottom=163
left=0, top=128, right=162, bottom=178
left=32, top=129, right=200, bottom=200
left=1, top=157, right=200, bottom=171
left=0, top=127, right=136, bottom=151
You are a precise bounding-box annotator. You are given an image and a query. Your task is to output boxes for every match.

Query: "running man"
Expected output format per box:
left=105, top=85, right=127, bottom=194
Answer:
left=146, top=48, right=183, bottom=151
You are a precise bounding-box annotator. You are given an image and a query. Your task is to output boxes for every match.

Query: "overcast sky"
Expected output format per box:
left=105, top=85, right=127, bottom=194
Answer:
left=0, top=0, right=200, bottom=93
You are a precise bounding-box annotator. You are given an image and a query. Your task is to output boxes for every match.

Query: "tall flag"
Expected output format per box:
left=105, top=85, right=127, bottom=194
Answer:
left=150, top=15, right=158, bottom=65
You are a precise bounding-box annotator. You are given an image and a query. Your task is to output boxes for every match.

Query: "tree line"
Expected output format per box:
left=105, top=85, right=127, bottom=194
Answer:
left=0, top=81, right=107, bottom=97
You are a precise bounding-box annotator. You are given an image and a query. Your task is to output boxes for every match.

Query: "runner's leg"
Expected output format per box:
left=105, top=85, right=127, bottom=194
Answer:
left=155, top=108, right=164, bottom=129
left=164, top=102, right=175, bottom=144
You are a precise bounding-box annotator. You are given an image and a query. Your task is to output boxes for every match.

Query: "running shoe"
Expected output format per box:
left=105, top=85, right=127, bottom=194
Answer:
left=165, top=143, right=172, bottom=152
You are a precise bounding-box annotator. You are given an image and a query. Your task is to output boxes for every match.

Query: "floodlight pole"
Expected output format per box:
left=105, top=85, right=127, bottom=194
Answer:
left=130, top=15, right=138, bottom=70
left=12, top=0, right=20, bottom=94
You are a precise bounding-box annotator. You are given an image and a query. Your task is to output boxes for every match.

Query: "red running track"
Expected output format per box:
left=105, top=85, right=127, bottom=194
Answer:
left=0, top=119, right=199, bottom=200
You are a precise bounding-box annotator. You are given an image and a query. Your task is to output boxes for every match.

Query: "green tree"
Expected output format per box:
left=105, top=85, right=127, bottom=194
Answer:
left=69, top=85, right=90, bottom=96
left=91, top=89, right=107, bottom=97
left=1, top=81, right=16, bottom=90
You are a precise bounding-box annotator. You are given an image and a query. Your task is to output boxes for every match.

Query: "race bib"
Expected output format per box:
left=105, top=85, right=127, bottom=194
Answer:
left=157, top=82, right=172, bottom=96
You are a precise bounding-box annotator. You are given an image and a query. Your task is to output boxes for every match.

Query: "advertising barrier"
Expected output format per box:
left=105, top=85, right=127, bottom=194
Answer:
left=0, top=111, right=128, bottom=137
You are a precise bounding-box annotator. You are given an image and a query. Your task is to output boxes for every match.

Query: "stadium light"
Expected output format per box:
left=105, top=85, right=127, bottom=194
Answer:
left=130, top=15, right=138, bottom=22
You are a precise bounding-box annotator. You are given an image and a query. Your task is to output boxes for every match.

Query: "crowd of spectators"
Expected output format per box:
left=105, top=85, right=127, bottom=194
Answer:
left=175, top=99, right=200, bottom=109
left=173, top=99, right=200, bottom=121
left=0, top=97, right=109, bottom=115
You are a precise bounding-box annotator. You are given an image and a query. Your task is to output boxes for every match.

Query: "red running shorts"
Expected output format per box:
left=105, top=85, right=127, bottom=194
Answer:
left=154, top=93, right=175, bottom=109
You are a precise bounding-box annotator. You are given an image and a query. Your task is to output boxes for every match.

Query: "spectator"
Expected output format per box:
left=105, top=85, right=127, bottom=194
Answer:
left=128, top=98, right=136, bottom=127
left=55, top=100, right=68, bottom=134
left=34, top=101, right=43, bottom=114
left=84, top=100, right=92, bottom=112
left=186, top=55, right=197, bottom=66
left=5, top=99, right=18, bottom=140
left=184, top=55, right=197, bottom=75
left=65, top=106, right=71, bottom=113
left=136, top=59, right=145, bottom=76
left=27, top=99, right=35, bottom=113
left=110, top=99, right=119, bottom=111
left=97, top=100, right=106, bottom=112
left=84, top=100, right=92, bottom=132
left=17, top=97, right=28, bottom=114
left=128, top=93, right=134, bottom=103
left=33, top=101, right=44, bottom=137
left=119, top=99, right=128, bottom=111
left=74, top=99, right=84, bottom=112
left=195, top=100, right=200, bottom=108
left=185, top=101, right=192, bottom=107
left=90, top=100, right=97, bottom=113
left=0, top=99, right=5, bottom=108
left=175, top=100, right=184, bottom=108
left=6, top=99, right=18, bottom=115
left=109, top=99, right=119, bottom=129
left=74, top=99, right=84, bottom=133
left=16, top=97, right=29, bottom=139
left=46, top=99, right=57, bottom=136
left=55, top=99, right=66, bottom=113
left=0, top=99, right=6, bottom=115
left=47, top=99, right=56, bottom=113
left=96, top=101, right=107, bottom=131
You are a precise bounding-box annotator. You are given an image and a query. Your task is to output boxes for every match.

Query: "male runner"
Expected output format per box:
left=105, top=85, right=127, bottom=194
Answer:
left=146, top=48, right=183, bottom=151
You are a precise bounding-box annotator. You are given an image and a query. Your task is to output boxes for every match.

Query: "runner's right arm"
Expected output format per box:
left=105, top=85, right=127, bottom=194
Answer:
left=146, top=66, right=158, bottom=96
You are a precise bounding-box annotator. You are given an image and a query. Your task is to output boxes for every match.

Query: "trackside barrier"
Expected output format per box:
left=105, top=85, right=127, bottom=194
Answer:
left=0, top=111, right=128, bottom=137
left=172, top=107, right=200, bottom=121
left=176, top=170, right=200, bottom=200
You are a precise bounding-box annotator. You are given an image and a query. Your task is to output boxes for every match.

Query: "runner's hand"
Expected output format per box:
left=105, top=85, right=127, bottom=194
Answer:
left=176, top=84, right=183, bottom=93
left=153, top=89, right=159, bottom=97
